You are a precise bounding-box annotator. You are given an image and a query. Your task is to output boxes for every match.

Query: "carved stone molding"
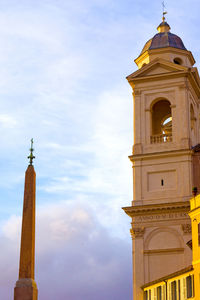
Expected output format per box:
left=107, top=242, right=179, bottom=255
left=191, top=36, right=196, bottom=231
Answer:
left=134, top=89, right=141, bottom=96
left=130, top=227, right=145, bottom=239
left=179, top=82, right=189, bottom=90
left=179, top=84, right=186, bottom=90
left=123, top=201, right=190, bottom=218
left=181, top=224, right=191, bottom=234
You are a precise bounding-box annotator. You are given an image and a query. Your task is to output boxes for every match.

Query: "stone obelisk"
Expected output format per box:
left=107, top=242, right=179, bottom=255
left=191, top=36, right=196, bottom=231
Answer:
left=14, top=139, right=38, bottom=300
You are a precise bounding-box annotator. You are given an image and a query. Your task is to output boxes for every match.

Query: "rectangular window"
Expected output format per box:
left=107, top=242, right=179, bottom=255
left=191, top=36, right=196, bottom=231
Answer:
left=157, top=286, right=162, bottom=300
left=149, top=289, right=151, bottom=300
left=171, top=281, right=177, bottom=300
left=198, top=223, right=200, bottom=246
left=192, top=275, right=195, bottom=298
left=144, top=290, right=148, bottom=300
left=178, top=280, right=180, bottom=300
left=186, top=275, right=193, bottom=298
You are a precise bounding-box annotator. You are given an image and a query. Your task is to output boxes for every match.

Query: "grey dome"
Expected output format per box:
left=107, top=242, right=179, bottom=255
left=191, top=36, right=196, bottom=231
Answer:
left=140, top=22, right=187, bottom=55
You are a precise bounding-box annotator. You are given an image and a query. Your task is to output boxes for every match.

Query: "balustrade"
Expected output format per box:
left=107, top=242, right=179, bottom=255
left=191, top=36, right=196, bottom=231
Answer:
left=150, top=133, right=172, bottom=144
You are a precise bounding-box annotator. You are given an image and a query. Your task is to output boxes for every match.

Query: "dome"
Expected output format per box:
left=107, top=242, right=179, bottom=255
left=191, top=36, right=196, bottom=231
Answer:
left=140, top=21, right=187, bottom=56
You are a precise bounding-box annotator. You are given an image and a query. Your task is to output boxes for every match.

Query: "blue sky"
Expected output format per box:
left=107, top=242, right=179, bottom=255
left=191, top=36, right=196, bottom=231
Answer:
left=0, top=0, right=200, bottom=299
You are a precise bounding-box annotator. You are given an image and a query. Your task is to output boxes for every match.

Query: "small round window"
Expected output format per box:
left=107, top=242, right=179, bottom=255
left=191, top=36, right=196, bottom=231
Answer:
left=173, top=57, right=182, bottom=65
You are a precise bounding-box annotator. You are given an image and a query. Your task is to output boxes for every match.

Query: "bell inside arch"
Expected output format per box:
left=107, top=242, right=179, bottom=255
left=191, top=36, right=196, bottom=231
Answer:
left=162, top=116, right=172, bottom=135
left=151, top=100, right=172, bottom=143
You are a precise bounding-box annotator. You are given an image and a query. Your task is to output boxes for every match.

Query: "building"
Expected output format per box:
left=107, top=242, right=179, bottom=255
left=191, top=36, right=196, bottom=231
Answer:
left=142, top=192, right=200, bottom=300
left=122, top=15, right=200, bottom=300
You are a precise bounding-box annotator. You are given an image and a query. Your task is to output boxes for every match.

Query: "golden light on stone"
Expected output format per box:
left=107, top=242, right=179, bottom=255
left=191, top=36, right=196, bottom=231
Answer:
left=14, top=145, right=38, bottom=300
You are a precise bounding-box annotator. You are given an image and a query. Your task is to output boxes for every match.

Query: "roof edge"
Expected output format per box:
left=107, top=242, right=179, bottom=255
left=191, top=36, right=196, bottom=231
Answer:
left=141, top=265, right=193, bottom=289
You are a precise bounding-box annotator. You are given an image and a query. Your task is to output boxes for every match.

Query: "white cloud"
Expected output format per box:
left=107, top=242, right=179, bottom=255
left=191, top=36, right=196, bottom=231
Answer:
left=0, top=114, right=17, bottom=128
left=0, top=201, right=132, bottom=300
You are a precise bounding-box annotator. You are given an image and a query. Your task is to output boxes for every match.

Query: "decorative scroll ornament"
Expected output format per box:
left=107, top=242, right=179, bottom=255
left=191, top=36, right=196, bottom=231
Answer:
left=181, top=224, right=191, bottom=234
left=134, top=89, right=141, bottom=96
left=130, top=227, right=145, bottom=239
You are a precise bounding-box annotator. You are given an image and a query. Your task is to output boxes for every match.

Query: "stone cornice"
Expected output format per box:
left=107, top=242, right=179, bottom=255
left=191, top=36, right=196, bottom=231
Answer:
left=122, top=201, right=190, bottom=218
left=144, top=248, right=184, bottom=255
left=129, top=148, right=193, bottom=162
left=128, top=69, right=200, bottom=98
left=134, top=48, right=195, bottom=68
left=130, top=70, right=188, bottom=83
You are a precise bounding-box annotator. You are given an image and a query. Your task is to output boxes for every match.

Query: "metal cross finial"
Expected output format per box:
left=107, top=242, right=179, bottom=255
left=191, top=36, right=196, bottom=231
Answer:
left=28, top=138, right=35, bottom=165
left=162, top=1, right=167, bottom=21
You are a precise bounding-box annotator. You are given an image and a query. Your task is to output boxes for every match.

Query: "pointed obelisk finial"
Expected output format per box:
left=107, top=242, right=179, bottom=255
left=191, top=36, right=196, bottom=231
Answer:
left=28, top=138, right=35, bottom=166
left=14, top=141, right=38, bottom=300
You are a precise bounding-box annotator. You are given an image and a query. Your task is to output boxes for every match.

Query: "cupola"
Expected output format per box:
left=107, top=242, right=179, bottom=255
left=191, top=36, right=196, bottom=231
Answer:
left=135, top=16, right=195, bottom=69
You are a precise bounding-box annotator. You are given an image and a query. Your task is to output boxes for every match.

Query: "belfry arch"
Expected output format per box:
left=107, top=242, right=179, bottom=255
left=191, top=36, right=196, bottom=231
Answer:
left=151, top=99, right=172, bottom=143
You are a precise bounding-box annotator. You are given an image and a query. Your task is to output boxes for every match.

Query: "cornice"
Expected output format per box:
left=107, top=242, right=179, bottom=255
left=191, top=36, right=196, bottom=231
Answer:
left=129, top=148, right=193, bottom=162
left=134, top=47, right=195, bottom=67
left=127, top=57, right=188, bottom=81
left=144, top=248, right=184, bottom=255
left=122, top=201, right=190, bottom=218
left=128, top=68, right=200, bottom=98
left=129, top=70, right=189, bottom=83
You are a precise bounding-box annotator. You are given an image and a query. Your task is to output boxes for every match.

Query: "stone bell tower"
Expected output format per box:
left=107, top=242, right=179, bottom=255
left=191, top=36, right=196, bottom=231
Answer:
left=123, top=16, right=200, bottom=300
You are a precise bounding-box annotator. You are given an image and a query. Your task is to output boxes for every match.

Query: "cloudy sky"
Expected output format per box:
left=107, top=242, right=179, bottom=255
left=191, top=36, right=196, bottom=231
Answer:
left=0, top=0, right=200, bottom=299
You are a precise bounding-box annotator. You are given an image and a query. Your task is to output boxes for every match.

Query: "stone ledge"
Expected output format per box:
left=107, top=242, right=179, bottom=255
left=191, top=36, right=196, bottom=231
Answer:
left=122, top=201, right=190, bottom=217
left=144, top=248, right=184, bottom=255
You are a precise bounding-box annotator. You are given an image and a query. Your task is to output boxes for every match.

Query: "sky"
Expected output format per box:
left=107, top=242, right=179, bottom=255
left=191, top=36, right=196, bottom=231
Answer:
left=0, top=0, right=200, bottom=299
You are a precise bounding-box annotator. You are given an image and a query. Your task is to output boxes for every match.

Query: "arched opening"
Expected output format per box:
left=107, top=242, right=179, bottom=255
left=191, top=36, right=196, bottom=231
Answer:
left=151, top=99, right=172, bottom=143
left=173, top=57, right=182, bottom=65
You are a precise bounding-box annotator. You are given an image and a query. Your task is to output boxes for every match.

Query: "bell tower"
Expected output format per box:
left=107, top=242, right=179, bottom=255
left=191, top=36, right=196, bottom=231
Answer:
left=123, top=16, right=200, bottom=300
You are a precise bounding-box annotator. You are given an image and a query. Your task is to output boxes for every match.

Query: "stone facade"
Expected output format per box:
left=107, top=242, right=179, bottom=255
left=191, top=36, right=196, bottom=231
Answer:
left=123, top=19, right=200, bottom=300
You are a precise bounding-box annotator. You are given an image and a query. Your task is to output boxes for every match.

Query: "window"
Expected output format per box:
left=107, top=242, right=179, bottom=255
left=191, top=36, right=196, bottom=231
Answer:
left=173, top=58, right=182, bottom=65
left=151, top=99, right=172, bottom=143
left=143, top=290, right=151, bottom=300
left=171, top=281, right=177, bottom=300
left=178, top=280, right=180, bottom=300
left=157, top=286, right=162, bottom=300
left=186, top=275, right=194, bottom=298
left=144, top=290, right=148, bottom=300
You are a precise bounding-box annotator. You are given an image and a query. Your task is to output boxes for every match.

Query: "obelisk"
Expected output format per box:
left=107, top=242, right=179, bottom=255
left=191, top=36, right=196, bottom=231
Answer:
left=14, top=139, right=38, bottom=300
